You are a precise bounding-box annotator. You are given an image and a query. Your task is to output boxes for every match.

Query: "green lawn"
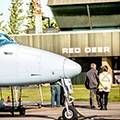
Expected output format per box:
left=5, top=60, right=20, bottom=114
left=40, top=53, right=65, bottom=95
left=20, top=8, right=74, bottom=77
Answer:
left=1, top=85, right=120, bottom=102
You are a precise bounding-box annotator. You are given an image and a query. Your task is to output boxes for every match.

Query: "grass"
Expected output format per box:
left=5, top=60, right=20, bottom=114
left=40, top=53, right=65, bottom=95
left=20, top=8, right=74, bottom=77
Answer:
left=72, top=89, right=90, bottom=101
left=108, top=89, right=120, bottom=101
left=1, top=85, right=120, bottom=102
left=73, top=85, right=85, bottom=88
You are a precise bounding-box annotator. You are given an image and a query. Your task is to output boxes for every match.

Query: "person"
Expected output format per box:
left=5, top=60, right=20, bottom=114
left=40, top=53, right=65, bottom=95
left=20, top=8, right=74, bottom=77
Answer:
left=60, top=86, right=65, bottom=107
left=87, top=63, right=100, bottom=108
left=98, top=66, right=103, bottom=75
left=98, top=65, right=112, bottom=110
left=50, top=81, right=61, bottom=107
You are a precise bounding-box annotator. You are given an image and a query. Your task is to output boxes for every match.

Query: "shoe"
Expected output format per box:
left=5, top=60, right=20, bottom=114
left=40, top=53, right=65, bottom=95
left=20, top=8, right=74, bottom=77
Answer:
left=91, top=106, right=95, bottom=109
left=98, top=105, right=101, bottom=107
left=61, top=104, right=65, bottom=107
left=51, top=106, right=54, bottom=108
left=105, top=99, right=108, bottom=110
left=99, top=107, right=103, bottom=110
left=105, top=106, right=108, bottom=110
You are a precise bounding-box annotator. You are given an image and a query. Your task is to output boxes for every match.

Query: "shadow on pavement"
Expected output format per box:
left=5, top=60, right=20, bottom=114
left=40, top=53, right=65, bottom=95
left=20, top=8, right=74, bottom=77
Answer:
left=0, top=114, right=56, bottom=120
left=84, top=115, right=120, bottom=120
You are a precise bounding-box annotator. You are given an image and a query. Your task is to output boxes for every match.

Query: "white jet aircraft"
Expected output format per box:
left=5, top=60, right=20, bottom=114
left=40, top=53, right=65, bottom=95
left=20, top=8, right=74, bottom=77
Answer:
left=0, top=31, right=82, bottom=120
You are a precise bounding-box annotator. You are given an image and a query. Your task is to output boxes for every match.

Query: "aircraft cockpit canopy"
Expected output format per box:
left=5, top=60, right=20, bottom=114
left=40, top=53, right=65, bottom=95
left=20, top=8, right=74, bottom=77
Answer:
left=0, top=33, right=18, bottom=46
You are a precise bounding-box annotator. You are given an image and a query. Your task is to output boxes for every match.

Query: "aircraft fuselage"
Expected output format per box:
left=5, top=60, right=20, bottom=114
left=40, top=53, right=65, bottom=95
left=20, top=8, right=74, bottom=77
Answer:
left=0, top=33, right=81, bottom=86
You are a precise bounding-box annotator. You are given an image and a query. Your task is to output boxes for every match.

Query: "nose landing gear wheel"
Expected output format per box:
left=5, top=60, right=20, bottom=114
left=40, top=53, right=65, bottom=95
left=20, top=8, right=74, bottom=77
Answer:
left=62, top=106, right=77, bottom=120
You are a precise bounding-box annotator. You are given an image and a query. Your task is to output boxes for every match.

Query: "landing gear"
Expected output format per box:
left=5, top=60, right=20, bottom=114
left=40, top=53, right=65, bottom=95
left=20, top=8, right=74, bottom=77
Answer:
left=10, top=86, right=25, bottom=116
left=19, top=106, right=25, bottom=115
left=18, top=86, right=26, bottom=115
left=37, top=103, right=41, bottom=108
left=11, top=86, right=14, bottom=116
left=60, top=78, right=78, bottom=120
left=62, top=106, right=77, bottom=120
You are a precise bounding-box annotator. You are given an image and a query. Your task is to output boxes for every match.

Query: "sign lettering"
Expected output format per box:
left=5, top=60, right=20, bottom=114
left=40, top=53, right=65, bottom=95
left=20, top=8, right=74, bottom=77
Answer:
left=62, top=47, right=110, bottom=53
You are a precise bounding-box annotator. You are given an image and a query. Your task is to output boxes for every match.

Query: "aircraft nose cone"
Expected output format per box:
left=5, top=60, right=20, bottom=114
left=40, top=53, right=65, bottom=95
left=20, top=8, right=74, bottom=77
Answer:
left=64, top=59, right=82, bottom=78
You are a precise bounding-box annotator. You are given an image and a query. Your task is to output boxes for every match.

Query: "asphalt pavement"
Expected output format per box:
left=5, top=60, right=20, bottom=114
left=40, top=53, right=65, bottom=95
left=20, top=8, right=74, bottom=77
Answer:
left=0, top=101, right=120, bottom=120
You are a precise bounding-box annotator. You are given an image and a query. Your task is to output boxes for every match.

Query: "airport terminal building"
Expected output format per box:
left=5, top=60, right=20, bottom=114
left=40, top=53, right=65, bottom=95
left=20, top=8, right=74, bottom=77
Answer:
left=12, top=0, right=120, bottom=84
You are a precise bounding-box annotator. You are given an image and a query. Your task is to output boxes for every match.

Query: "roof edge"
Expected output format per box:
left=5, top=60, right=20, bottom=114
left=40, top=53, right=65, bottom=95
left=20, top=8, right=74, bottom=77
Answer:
left=47, top=0, right=120, bottom=6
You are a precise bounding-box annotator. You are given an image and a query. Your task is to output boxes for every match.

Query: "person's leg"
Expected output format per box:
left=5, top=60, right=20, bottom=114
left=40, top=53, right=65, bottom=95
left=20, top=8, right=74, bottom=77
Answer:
left=90, top=89, right=95, bottom=108
left=104, top=92, right=109, bottom=110
left=56, top=85, right=61, bottom=107
left=99, top=91, right=103, bottom=110
left=51, top=85, right=55, bottom=107
left=60, top=86, right=65, bottom=106
left=96, top=89, right=101, bottom=107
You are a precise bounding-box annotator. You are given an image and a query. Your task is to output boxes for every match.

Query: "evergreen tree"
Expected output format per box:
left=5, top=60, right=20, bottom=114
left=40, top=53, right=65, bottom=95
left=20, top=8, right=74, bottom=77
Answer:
left=0, top=13, right=4, bottom=28
left=26, top=0, right=58, bottom=29
left=42, top=17, right=58, bottom=29
left=26, top=0, right=35, bottom=29
left=8, top=0, right=25, bottom=34
left=50, top=17, right=58, bottom=28
left=0, top=13, right=8, bottom=32
left=26, top=0, right=45, bottom=29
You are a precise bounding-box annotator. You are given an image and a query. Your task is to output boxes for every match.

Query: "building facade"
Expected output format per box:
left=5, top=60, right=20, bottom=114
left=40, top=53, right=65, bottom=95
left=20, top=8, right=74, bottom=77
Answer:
left=47, top=0, right=120, bottom=84
left=47, top=0, right=120, bottom=31
left=11, top=29, right=120, bottom=84
left=11, top=0, right=120, bottom=84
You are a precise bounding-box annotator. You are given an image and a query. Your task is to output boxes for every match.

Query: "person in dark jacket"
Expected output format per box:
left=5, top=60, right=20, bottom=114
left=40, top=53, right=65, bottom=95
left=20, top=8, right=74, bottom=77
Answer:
left=87, top=63, right=100, bottom=108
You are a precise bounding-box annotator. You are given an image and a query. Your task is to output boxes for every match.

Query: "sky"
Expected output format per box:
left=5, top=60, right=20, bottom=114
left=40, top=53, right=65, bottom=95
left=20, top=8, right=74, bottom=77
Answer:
left=0, top=0, right=53, bottom=26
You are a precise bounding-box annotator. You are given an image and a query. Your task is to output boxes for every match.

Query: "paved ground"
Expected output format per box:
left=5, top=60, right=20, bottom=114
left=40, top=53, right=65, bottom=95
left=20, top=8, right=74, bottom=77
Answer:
left=0, top=101, right=120, bottom=120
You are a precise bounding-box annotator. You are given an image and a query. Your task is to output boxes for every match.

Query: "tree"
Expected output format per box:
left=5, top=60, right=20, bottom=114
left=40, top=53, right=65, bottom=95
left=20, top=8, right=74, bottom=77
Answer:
left=0, top=13, right=8, bottom=32
left=8, top=0, right=25, bottom=34
left=50, top=17, right=58, bottom=28
left=26, top=0, right=35, bottom=29
left=42, top=17, right=58, bottom=29
left=26, top=0, right=58, bottom=29
left=26, top=0, right=46, bottom=29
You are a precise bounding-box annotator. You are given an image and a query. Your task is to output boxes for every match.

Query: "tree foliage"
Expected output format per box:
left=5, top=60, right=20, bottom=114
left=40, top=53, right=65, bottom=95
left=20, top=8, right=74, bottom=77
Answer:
left=8, top=0, right=25, bottom=34
left=26, top=0, right=45, bottom=29
left=42, top=17, right=58, bottom=29
left=26, top=0, right=35, bottom=29
left=0, top=13, right=8, bottom=32
left=26, top=0, right=58, bottom=29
